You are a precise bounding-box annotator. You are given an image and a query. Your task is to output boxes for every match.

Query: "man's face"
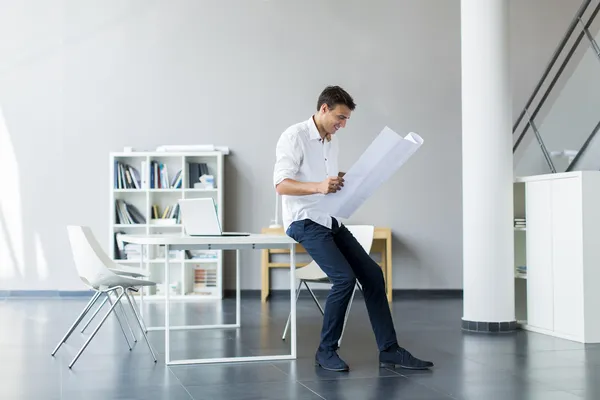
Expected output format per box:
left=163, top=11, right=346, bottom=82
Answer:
left=321, top=104, right=351, bottom=135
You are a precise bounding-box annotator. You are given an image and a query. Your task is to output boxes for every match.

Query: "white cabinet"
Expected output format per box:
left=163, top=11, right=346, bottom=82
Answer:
left=550, top=177, right=584, bottom=338
left=524, top=179, right=554, bottom=332
left=519, top=171, right=600, bottom=343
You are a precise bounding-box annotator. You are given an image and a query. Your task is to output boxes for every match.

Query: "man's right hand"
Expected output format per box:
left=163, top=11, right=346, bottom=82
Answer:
left=318, top=176, right=344, bottom=194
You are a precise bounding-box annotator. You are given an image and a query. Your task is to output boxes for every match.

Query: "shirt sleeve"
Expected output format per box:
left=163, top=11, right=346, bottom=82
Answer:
left=273, top=132, right=302, bottom=187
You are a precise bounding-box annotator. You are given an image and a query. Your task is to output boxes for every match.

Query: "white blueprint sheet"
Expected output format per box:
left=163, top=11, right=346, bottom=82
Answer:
left=319, top=126, right=424, bottom=219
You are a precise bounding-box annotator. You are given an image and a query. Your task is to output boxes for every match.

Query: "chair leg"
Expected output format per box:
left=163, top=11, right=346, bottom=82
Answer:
left=69, top=288, right=125, bottom=368
left=304, top=281, right=324, bottom=315
left=51, top=291, right=101, bottom=356
left=127, top=288, right=148, bottom=333
left=111, top=291, right=137, bottom=342
left=106, top=294, right=133, bottom=350
left=282, top=280, right=303, bottom=341
left=80, top=295, right=109, bottom=333
left=124, top=289, right=157, bottom=362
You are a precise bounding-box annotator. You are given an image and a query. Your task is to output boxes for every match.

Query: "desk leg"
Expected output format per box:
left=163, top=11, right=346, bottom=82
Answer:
left=140, top=244, right=144, bottom=318
left=261, top=249, right=269, bottom=303
left=236, top=249, right=241, bottom=327
left=386, top=235, right=392, bottom=302
left=290, top=244, right=297, bottom=358
left=165, top=244, right=170, bottom=364
left=159, top=244, right=296, bottom=366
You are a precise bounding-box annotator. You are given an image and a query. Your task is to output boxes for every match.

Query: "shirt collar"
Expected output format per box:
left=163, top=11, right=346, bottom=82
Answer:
left=308, top=115, right=323, bottom=141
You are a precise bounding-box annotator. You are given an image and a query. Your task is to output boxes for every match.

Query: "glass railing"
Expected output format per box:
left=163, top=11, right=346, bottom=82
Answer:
left=513, top=0, right=600, bottom=175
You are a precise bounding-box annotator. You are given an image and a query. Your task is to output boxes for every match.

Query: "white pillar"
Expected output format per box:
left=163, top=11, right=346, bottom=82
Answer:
left=461, top=0, right=516, bottom=332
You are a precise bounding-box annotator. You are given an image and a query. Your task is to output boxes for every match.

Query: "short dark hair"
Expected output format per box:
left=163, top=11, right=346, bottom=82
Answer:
left=317, top=85, right=356, bottom=111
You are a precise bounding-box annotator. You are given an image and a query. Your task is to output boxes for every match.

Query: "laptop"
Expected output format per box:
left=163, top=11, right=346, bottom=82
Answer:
left=178, top=198, right=250, bottom=237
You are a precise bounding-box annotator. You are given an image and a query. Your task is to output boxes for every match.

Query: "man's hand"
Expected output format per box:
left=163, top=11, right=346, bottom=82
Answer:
left=318, top=176, right=344, bottom=194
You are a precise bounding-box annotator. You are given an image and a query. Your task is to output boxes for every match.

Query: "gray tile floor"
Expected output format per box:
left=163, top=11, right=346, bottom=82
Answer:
left=1, top=293, right=598, bottom=399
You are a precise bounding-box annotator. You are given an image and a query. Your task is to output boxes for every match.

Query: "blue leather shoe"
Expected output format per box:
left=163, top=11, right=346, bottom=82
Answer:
left=379, top=344, right=434, bottom=370
left=315, top=349, right=349, bottom=372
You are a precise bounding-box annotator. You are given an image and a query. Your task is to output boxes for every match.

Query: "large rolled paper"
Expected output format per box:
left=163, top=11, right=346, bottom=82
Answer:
left=319, top=126, right=424, bottom=219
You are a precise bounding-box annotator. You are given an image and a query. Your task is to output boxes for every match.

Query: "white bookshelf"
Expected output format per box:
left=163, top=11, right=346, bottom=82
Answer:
left=109, top=150, right=226, bottom=300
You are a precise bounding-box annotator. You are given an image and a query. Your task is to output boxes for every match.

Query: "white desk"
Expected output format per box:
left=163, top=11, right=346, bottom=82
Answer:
left=119, top=233, right=297, bottom=366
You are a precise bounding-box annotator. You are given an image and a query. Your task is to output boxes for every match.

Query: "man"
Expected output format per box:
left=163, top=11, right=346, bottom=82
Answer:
left=273, top=85, right=434, bottom=372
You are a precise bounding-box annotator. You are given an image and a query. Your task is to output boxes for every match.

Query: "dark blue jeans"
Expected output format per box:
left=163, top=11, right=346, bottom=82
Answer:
left=286, top=218, right=398, bottom=352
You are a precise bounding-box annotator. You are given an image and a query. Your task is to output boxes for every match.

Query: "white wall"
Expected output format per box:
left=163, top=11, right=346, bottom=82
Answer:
left=0, top=0, right=580, bottom=292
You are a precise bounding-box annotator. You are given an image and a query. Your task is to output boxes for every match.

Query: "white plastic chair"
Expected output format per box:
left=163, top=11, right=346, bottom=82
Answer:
left=76, top=230, right=152, bottom=339
left=282, top=225, right=375, bottom=347
left=51, top=226, right=158, bottom=368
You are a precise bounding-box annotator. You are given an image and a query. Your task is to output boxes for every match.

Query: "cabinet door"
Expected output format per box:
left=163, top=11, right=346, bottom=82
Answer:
left=551, top=177, right=583, bottom=338
left=526, top=180, right=554, bottom=331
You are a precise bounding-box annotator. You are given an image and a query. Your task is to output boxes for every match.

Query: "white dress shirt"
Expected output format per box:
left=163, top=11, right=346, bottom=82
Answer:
left=273, top=116, right=340, bottom=231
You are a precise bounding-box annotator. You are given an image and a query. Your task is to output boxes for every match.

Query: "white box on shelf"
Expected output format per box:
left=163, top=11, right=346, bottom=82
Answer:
left=156, top=282, right=179, bottom=296
left=150, top=218, right=178, bottom=226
